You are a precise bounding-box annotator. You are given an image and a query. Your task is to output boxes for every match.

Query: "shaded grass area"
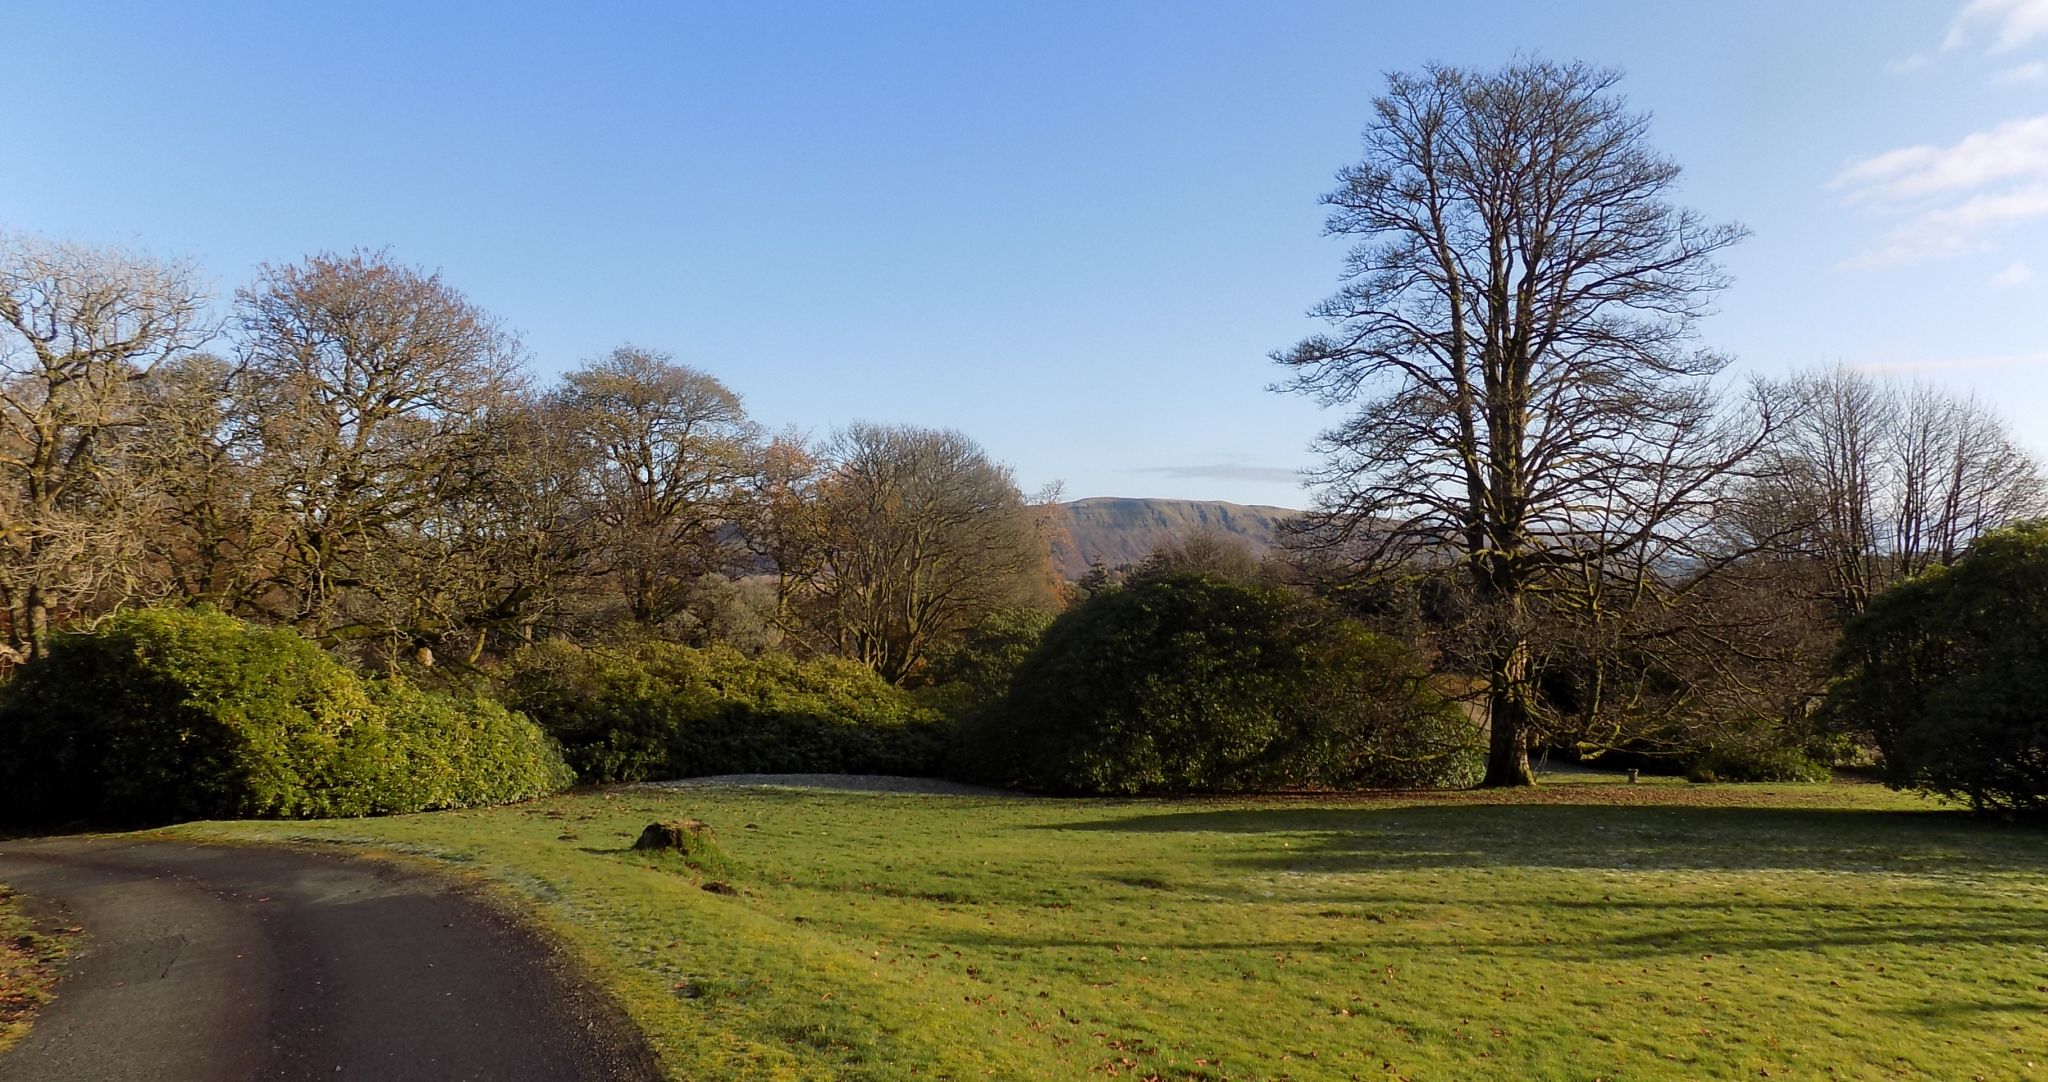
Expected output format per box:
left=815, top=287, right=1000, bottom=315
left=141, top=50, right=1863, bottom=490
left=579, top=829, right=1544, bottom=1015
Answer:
left=0, top=883, right=71, bottom=1054
left=173, top=781, right=2048, bottom=1081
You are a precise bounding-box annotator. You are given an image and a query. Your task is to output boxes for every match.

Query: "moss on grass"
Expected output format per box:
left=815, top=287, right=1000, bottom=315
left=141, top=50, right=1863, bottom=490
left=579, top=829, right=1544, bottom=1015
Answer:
left=0, top=883, right=71, bottom=1054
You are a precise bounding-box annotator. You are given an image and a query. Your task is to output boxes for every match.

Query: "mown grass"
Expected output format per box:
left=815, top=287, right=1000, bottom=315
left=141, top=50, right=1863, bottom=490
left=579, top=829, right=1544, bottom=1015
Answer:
left=0, top=882, right=70, bottom=1054
left=174, top=780, right=2048, bottom=1081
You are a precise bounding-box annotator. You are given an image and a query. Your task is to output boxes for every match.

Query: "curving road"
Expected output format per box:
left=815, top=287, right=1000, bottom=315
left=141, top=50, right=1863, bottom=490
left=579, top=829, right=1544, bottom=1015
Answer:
left=0, top=837, right=660, bottom=1082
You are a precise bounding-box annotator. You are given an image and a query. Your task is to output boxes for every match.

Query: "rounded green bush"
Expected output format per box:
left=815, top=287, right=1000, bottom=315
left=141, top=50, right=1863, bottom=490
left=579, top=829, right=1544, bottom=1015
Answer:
left=1825, top=521, right=2048, bottom=811
left=1682, top=743, right=1832, bottom=784
left=964, top=574, right=1476, bottom=794
left=918, top=607, right=1055, bottom=722
left=365, top=678, right=576, bottom=811
left=0, top=606, right=571, bottom=824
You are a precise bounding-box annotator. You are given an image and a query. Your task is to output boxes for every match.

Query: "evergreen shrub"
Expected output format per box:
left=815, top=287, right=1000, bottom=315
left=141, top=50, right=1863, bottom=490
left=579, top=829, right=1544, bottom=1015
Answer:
left=960, top=574, right=1478, bottom=794
left=499, top=639, right=946, bottom=782
left=0, top=607, right=571, bottom=824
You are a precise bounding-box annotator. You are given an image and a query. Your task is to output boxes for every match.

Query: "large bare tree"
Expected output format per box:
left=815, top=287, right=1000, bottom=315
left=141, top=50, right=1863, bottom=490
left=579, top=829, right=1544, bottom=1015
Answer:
left=235, top=249, right=522, bottom=649
left=0, top=235, right=212, bottom=658
left=123, top=352, right=278, bottom=610
left=1274, top=61, right=1751, bottom=785
left=339, top=389, right=602, bottom=666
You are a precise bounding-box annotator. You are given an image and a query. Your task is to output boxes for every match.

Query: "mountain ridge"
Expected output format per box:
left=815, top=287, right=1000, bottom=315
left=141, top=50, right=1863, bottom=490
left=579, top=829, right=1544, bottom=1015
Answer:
left=1052, top=496, right=1299, bottom=579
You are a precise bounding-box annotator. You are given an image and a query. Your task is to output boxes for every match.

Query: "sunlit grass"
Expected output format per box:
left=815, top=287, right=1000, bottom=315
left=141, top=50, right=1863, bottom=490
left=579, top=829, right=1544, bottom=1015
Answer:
left=175, top=781, right=2048, bottom=1081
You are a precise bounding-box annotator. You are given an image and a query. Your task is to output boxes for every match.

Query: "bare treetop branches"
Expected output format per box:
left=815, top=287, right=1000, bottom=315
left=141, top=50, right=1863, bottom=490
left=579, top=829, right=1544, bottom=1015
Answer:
left=1737, top=365, right=2047, bottom=616
left=1274, top=61, right=1751, bottom=785
left=800, top=423, right=1055, bottom=685
left=235, top=250, right=526, bottom=638
left=1279, top=61, right=1747, bottom=571
left=0, top=235, right=213, bottom=658
left=555, top=346, right=763, bottom=626
left=0, top=235, right=211, bottom=379
left=237, top=249, right=522, bottom=433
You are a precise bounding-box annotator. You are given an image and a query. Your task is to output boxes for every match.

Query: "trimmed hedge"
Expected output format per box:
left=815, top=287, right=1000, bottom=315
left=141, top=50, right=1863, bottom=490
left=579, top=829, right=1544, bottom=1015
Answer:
left=499, top=639, right=947, bottom=782
left=0, top=607, right=571, bottom=824
left=960, top=574, right=1479, bottom=794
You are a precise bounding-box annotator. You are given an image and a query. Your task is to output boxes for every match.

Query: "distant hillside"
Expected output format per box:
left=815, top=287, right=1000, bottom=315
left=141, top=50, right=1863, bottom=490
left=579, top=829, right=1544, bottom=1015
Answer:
left=1053, top=497, right=1299, bottom=579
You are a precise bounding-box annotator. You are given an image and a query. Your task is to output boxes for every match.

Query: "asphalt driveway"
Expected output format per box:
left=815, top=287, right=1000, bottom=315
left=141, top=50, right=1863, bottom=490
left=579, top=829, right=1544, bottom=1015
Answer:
left=0, top=837, right=658, bottom=1081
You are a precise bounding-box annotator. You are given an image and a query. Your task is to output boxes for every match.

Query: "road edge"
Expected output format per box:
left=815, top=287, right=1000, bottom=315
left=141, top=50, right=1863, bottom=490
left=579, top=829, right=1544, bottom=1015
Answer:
left=0, top=878, right=77, bottom=1055
left=103, top=829, right=667, bottom=1080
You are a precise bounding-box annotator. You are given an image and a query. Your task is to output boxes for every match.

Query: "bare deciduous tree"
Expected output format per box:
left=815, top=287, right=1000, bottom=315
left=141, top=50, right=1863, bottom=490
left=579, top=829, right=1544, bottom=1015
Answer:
left=124, top=353, right=278, bottom=610
left=0, top=235, right=212, bottom=658
left=1131, top=528, right=1265, bottom=585
left=1273, top=61, right=1753, bottom=785
left=235, top=249, right=521, bottom=648
left=798, top=423, right=1053, bottom=684
left=393, top=392, right=605, bottom=663
left=1742, top=365, right=2045, bottom=616
left=554, top=346, right=761, bottom=627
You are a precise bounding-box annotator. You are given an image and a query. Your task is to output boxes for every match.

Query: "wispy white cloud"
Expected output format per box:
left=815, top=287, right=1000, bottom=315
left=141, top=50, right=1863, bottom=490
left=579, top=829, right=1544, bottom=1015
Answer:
left=1833, top=115, right=2048, bottom=202
left=1847, top=184, right=2048, bottom=267
left=1944, top=0, right=2048, bottom=54
left=1993, top=259, right=2040, bottom=285
left=1835, top=115, right=2048, bottom=266
left=1853, top=350, right=2048, bottom=373
left=1131, top=463, right=1302, bottom=484
left=1995, top=59, right=2048, bottom=82
left=1859, top=4, right=2048, bottom=261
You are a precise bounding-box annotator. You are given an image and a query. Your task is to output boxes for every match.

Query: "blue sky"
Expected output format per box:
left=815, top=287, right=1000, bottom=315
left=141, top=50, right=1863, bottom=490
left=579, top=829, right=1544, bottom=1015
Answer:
left=5, top=1, right=2045, bottom=508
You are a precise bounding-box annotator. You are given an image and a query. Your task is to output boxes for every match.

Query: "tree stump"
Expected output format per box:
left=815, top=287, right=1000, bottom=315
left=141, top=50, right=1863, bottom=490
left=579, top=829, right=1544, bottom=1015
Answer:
left=635, top=819, right=714, bottom=851
left=633, top=819, right=729, bottom=873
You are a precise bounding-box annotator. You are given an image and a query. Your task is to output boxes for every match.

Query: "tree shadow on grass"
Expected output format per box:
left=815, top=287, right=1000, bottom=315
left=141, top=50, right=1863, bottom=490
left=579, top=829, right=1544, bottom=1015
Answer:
left=1040, top=805, right=2048, bottom=874
left=926, top=898, right=2048, bottom=962
left=1888, top=997, right=2045, bottom=1022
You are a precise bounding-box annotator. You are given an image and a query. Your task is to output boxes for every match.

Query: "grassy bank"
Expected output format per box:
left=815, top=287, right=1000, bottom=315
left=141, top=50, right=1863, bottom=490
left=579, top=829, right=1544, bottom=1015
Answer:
left=0, top=883, right=70, bottom=1054
left=174, top=781, right=2047, bottom=1081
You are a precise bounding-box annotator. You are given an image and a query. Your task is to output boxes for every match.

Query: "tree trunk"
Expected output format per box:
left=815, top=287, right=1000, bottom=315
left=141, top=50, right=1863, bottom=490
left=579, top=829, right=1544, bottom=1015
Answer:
left=1481, top=641, right=1536, bottom=787
left=22, top=584, right=49, bottom=662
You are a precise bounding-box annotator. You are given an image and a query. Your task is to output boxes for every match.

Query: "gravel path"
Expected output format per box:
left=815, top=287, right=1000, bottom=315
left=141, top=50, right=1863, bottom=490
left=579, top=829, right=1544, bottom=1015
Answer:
left=644, top=773, right=1021, bottom=797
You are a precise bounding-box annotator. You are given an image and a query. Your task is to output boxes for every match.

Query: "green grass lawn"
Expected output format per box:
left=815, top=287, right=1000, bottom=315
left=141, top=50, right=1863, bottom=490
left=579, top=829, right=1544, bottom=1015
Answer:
left=173, top=780, right=2048, bottom=1081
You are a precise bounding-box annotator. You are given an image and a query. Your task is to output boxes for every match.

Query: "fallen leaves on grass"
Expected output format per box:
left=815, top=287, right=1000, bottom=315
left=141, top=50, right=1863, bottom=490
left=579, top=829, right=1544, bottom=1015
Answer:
left=0, top=885, right=75, bottom=1054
